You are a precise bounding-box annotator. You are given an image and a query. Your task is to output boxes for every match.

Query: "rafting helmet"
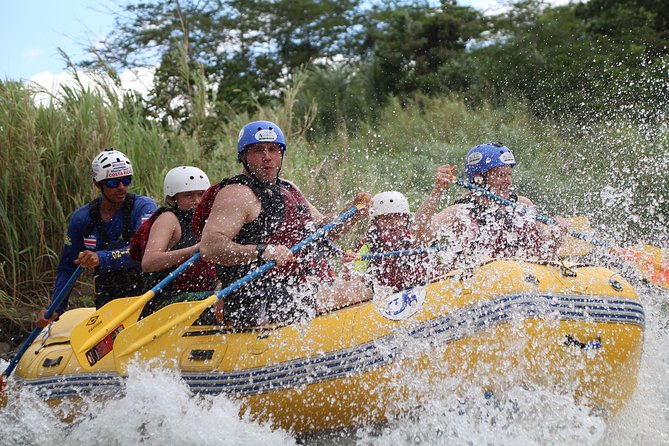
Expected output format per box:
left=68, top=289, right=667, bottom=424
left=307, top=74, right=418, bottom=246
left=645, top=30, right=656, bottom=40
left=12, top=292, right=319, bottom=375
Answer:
left=370, top=191, right=411, bottom=217
left=91, top=148, right=133, bottom=182
left=464, top=142, right=516, bottom=183
left=163, top=166, right=211, bottom=200
left=237, top=120, right=286, bottom=161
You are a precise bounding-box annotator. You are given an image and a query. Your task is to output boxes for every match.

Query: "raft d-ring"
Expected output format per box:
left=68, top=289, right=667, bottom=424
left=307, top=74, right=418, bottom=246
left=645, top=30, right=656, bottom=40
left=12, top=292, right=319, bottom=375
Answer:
left=609, top=276, right=624, bottom=292
left=524, top=274, right=539, bottom=285
left=559, top=263, right=577, bottom=277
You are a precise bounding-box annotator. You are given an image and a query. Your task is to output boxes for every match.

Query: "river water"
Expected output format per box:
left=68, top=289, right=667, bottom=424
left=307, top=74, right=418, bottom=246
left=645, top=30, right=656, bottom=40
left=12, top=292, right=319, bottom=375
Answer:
left=1, top=283, right=667, bottom=446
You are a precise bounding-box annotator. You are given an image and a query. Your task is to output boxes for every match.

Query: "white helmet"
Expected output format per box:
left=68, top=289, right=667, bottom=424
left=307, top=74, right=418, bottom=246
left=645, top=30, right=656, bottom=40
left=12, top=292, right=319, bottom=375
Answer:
left=370, top=191, right=411, bottom=217
left=91, top=148, right=133, bottom=182
left=163, top=166, right=211, bottom=200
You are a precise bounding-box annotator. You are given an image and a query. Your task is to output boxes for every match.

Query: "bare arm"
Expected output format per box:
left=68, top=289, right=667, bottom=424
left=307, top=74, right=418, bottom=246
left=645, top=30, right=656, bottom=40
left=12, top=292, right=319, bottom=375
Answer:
left=200, top=184, right=261, bottom=266
left=324, top=192, right=372, bottom=240
left=428, top=205, right=461, bottom=240
left=142, top=211, right=198, bottom=272
left=414, top=164, right=457, bottom=243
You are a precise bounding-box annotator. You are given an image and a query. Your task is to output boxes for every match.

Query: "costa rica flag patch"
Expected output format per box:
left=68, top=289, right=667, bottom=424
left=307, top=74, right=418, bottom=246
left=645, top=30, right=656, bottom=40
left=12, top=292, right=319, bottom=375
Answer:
left=84, top=235, right=97, bottom=250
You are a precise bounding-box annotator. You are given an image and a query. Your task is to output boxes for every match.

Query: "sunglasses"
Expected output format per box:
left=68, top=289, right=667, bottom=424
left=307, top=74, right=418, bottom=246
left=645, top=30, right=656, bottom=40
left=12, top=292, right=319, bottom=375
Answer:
left=101, top=176, right=132, bottom=188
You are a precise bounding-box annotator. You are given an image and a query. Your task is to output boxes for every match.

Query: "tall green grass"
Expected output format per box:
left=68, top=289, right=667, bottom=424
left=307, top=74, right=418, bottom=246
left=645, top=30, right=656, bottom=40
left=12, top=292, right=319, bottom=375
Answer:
left=0, top=80, right=202, bottom=338
left=1, top=75, right=666, bottom=341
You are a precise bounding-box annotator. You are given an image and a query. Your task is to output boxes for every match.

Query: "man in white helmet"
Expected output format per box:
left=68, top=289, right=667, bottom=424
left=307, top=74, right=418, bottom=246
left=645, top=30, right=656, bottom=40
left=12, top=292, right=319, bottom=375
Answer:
left=35, top=148, right=157, bottom=328
left=130, top=166, right=217, bottom=317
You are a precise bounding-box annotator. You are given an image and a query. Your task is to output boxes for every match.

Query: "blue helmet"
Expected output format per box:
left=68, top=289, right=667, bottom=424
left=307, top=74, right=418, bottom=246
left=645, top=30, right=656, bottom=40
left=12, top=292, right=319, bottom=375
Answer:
left=237, top=120, right=286, bottom=161
left=464, top=143, right=516, bottom=183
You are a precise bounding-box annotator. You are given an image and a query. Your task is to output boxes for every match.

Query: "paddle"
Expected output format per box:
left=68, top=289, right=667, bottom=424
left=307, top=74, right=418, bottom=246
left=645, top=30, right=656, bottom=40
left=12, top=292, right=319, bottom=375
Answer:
left=453, top=177, right=669, bottom=289
left=356, top=245, right=449, bottom=261
left=615, top=245, right=669, bottom=288
left=70, top=252, right=202, bottom=369
left=0, top=266, right=82, bottom=395
left=111, top=204, right=364, bottom=370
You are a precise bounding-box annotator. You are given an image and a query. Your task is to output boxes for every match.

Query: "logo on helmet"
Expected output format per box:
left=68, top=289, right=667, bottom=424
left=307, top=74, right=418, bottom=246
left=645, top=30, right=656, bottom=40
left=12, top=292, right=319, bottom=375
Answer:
left=499, top=151, right=516, bottom=164
left=254, top=129, right=278, bottom=142
left=106, top=161, right=133, bottom=179
left=467, top=152, right=483, bottom=166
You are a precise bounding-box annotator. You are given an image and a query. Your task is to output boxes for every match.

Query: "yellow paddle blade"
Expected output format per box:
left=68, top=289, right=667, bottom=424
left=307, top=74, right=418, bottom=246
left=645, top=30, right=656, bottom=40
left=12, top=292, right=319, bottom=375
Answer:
left=112, top=294, right=219, bottom=374
left=70, top=291, right=155, bottom=370
left=614, top=245, right=669, bottom=290
left=558, top=216, right=593, bottom=258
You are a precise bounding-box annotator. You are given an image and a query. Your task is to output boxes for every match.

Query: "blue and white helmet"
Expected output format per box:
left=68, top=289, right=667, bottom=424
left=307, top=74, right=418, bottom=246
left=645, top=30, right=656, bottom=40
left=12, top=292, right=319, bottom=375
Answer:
left=237, top=120, right=286, bottom=161
left=464, top=143, right=516, bottom=183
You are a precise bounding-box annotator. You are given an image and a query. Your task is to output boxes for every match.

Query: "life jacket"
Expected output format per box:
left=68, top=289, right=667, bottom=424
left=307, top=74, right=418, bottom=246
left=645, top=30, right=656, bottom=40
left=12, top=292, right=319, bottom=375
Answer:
left=130, top=206, right=217, bottom=292
left=192, top=174, right=332, bottom=327
left=129, top=207, right=167, bottom=262
left=452, top=192, right=543, bottom=261
left=85, top=193, right=143, bottom=305
left=363, top=224, right=429, bottom=292
left=193, top=174, right=332, bottom=288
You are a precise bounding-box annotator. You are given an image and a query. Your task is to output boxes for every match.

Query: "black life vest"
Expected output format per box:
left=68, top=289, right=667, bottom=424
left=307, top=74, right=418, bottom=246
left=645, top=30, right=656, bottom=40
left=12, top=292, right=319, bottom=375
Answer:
left=196, top=174, right=325, bottom=288
left=192, top=174, right=331, bottom=327
left=139, top=206, right=217, bottom=293
left=85, top=193, right=143, bottom=306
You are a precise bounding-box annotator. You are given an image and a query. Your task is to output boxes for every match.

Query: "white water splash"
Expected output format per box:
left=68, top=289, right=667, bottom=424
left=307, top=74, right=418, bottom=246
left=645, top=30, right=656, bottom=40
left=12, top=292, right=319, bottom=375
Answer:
left=0, top=365, right=295, bottom=446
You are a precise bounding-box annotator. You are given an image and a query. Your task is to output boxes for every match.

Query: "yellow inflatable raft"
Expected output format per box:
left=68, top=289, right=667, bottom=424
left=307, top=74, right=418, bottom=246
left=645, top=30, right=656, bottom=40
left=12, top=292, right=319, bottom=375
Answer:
left=13, top=259, right=644, bottom=433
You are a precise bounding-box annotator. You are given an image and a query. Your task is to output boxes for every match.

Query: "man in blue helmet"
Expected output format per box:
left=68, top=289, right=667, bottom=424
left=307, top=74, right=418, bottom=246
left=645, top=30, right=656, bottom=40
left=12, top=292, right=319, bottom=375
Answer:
left=425, top=143, right=569, bottom=268
left=35, top=148, right=157, bottom=328
left=197, top=120, right=371, bottom=327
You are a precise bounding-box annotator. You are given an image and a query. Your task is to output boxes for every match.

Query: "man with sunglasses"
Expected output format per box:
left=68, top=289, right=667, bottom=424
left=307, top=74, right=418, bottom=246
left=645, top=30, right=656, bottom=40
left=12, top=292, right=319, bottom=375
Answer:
left=35, top=148, right=157, bottom=328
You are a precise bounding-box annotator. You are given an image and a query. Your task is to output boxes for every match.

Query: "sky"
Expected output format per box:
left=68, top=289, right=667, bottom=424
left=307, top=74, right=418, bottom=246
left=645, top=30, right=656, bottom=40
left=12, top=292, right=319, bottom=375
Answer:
left=1, top=1, right=117, bottom=81
left=0, top=0, right=548, bottom=93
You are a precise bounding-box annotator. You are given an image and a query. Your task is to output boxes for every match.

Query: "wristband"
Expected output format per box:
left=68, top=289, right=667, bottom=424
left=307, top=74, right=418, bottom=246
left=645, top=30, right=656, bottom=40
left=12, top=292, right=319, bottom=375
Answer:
left=256, top=244, right=267, bottom=261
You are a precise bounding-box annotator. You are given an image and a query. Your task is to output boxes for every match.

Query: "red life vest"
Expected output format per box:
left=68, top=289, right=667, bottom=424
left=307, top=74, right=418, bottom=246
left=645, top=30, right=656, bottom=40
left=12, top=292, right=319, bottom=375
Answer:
left=363, top=225, right=429, bottom=292
left=192, top=174, right=333, bottom=290
left=452, top=193, right=544, bottom=262
left=130, top=206, right=217, bottom=292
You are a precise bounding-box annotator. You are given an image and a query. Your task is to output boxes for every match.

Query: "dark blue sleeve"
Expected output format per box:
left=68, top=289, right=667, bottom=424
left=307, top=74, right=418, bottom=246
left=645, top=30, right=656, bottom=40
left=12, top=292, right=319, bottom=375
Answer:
left=96, top=196, right=158, bottom=272
left=52, top=209, right=88, bottom=315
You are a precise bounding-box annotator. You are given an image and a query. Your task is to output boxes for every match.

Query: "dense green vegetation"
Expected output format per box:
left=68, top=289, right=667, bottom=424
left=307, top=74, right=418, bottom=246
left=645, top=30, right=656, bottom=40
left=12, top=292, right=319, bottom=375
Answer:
left=86, top=0, right=669, bottom=133
left=1, top=0, right=667, bottom=341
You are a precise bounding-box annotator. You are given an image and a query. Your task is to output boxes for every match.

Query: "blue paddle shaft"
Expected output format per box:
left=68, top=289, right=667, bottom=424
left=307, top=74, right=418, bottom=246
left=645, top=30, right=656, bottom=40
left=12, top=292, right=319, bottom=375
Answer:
left=454, top=178, right=609, bottom=248
left=2, top=266, right=83, bottom=379
left=215, top=206, right=360, bottom=300
left=152, top=251, right=201, bottom=294
left=359, top=245, right=449, bottom=260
